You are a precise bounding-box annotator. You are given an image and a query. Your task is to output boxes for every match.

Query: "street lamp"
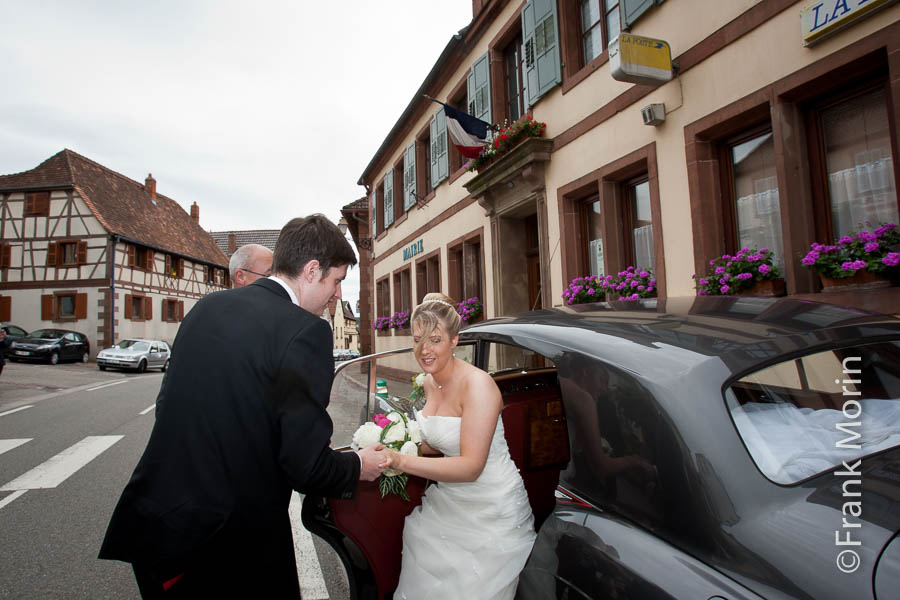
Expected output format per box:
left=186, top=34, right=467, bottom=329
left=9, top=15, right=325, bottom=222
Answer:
left=338, top=214, right=373, bottom=250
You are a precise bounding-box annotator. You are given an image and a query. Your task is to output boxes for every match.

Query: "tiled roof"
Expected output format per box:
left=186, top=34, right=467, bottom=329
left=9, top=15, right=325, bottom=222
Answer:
left=0, top=149, right=228, bottom=267
left=342, top=300, right=357, bottom=322
left=208, top=229, right=281, bottom=257
left=343, top=196, right=368, bottom=211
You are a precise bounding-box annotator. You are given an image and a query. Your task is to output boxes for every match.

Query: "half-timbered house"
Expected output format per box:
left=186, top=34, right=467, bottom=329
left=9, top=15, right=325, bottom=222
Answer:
left=0, top=149, right=230, bottom=356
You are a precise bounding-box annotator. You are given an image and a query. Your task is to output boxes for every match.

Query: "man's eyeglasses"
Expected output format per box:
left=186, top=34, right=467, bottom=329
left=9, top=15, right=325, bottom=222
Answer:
left=239, top=268, right=271, bottom=277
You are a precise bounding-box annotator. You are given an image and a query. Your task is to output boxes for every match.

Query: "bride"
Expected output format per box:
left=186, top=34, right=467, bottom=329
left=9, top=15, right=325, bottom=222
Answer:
left=385, top=293, right=535, bottom=600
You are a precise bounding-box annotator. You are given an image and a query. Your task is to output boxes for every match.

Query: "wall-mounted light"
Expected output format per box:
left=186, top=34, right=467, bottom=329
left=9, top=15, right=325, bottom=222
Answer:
left=338, top=216, right=373, bottom=250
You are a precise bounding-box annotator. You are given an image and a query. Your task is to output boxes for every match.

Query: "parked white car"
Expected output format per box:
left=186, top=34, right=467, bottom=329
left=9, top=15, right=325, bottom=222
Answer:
left=97, top=339, right=170, bottom=373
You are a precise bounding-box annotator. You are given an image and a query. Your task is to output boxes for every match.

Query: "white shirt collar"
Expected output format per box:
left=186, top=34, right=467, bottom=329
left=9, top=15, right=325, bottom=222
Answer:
left=267, top=275, right=299, bottom=307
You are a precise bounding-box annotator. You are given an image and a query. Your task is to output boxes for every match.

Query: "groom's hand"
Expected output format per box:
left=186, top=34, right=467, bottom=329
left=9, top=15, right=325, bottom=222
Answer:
left=358, top=444, right=390, bottom=481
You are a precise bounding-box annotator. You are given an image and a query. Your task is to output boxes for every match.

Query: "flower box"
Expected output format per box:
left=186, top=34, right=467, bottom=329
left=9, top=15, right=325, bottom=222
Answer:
left=819, top=270, right=892, bottom=292
left=734, top=277, right=786, bottom=297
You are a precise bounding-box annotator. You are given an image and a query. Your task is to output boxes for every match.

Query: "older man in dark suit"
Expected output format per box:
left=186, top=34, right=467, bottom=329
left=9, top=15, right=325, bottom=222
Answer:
left=100, top=215, right=387, bottom=598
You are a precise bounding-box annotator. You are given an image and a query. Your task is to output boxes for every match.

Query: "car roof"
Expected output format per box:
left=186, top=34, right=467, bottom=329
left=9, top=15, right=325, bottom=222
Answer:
left=119, top=338, right=167, bottom=344
left=461, top=296, right=900, bottom=379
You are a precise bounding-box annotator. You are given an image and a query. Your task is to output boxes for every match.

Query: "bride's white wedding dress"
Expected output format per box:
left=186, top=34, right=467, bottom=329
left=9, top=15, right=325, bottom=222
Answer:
left=394, top=410, right=536, bottom=600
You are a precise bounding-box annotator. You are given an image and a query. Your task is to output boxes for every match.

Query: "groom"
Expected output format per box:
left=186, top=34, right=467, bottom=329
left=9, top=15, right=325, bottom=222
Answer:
left=100, top=215, right=388, bottom=598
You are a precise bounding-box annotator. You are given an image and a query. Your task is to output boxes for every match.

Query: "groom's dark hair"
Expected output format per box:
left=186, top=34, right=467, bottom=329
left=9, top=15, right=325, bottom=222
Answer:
left=272, top=214, right=357, bottom=279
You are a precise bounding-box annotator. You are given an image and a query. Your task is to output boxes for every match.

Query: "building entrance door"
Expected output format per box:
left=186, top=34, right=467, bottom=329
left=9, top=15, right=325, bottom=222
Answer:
left=496, top=210, right=542, bottom=316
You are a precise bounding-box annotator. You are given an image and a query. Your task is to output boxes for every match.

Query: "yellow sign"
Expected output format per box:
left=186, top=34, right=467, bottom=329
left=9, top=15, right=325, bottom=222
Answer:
left=801, top=0, right=898, bottom=46
left=610, top=33, right=673, bottom=86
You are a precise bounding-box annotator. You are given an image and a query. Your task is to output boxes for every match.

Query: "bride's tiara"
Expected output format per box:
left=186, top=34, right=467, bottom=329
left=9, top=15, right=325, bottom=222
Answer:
left=420, top=299, right=455, bottom=310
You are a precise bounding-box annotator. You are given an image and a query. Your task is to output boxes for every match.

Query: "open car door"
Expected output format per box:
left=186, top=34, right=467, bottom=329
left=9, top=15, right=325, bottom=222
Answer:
left=303, top=340, right=569, bottom=599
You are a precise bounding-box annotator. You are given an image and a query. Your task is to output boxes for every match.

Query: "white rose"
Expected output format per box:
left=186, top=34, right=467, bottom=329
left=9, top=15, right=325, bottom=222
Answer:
left=399, top=440, right=419, bottom=457
left=414, top=373, right=426, bottom=388
left=351, top=422, right=383, bottom=450
left=387, top=412, right=402, bottom=423
left=407, top=420, right=422, bottom=444
left=382, top=420, right=406, bottom=444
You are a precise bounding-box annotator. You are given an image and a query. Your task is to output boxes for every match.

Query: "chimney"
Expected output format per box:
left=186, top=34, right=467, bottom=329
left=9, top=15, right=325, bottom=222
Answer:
left=190, top=201, right=200, bottom=224
left=145, top=173, right=156, bottom=200
left=227, top=233, right=236, bottom=253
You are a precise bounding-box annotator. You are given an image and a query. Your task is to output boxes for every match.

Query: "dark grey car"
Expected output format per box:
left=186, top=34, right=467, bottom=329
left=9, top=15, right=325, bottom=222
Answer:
left=303, top=296, right=900, bottom=599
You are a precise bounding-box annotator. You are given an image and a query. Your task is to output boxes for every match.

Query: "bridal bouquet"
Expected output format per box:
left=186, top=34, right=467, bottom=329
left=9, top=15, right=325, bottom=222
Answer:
left=351, top=410, right=421, bottom=500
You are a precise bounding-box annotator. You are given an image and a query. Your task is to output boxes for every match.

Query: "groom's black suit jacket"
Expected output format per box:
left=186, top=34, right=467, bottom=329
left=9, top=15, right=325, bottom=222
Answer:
left=99, top=278, right=359, bottom=596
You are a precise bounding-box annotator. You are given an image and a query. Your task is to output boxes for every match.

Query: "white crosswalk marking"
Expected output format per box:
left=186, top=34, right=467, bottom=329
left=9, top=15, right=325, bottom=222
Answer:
left=0, top=435, right=123, bottom=491
left=0, top=438, right=32, bottom=456
left=290, top=492, right=329, bottom=600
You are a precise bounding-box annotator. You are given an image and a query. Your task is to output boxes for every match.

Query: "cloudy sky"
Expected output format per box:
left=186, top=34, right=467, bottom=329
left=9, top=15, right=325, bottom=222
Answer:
left=0, top=0, right=473, bottom=310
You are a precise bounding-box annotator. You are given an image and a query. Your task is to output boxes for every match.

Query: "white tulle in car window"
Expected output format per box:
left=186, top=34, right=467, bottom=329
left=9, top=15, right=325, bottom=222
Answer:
left=725, top=341, right=900, bottom=484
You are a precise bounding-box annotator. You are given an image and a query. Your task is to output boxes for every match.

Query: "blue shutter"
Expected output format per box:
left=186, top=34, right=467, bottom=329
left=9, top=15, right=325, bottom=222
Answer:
left=521, top=0, right=561, bottom=109
left=430, top=115, right=439, bottom=189
left=403, top=141, right=417, bottom=211
left=622, top=0, right=662, bottom=28
left=467, top=52, right=492, bottom=126
left=431, top=108, right=449, bottom=186
left=370, top=188, right=377, bottom=236
left=384, top=169, right=394, bottom=228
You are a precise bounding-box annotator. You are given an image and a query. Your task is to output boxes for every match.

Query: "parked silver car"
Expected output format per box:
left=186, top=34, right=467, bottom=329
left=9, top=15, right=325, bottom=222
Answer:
left=97, top=339, right=170, bottom=373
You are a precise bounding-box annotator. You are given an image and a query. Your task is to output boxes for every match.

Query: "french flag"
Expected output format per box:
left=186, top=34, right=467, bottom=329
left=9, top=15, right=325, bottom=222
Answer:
left=428, top=98, right=492, bottom=159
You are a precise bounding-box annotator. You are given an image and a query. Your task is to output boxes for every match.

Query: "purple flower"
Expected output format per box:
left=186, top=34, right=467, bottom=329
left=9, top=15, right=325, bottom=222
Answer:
left=857, top=231, right=877, bottom=243
left=715, top=266, right=725, bottom=275
left=587, top=288, right=595, bottom=295
left=698, top=289, right=708, bottom=296
left=759, top=264, right=771, bottom=274
left=691, top=273, right=697, bottom=279
left=649, top=280, right=656, bottom=287
left=637, top=285, right=646, bottom=291
left=721, top=285, right=731, bottom=293
left=719, top=277, right=727, bottom=285
left=709, top=260, right=715, bottom=266
left=839, top=236, right=854, bottom=245
left=801, top=252, right=818, bottom=266
left=736, top=272, right=753, bottom=280
left=759, top=247, right=769, bottom=254
left=698, top=278, right=709, bottom=286
left=640, top=271, right=649, bottom=278
left=864, top=242, right=879, bottom=253
left=882, top=252, right=900, bottom=267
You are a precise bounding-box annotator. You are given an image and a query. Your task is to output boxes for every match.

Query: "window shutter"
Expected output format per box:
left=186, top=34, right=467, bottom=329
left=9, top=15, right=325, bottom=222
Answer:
left=37, top=192, right=50, bottom=215
left=622, top=0, right=659, bottom=28
left=383, top=170, right=394, bottom=228
left=144, top=296, right=152, bottom=320
left=370, top=188, right=377, bottom=236
left=76, top=241, right=88, bottom=265
left=125, top=294, right=133, bottom=319
left=0, top=296, right=10, bottom=322
left=432, top=108, right=449, bottom=185
left=177, top=258, right=184, bottom=278
left=46, top=242, right=58, bottom=266
left=128, top=245, right=136, bottom=267
left=403, top=141, right=417, bottom=211
left=41, top=294, right=54, bottom=320
left=24, top=195, right=34, bottom=216
left=0, top=243, right=11, bottom=268
left=75, top=293, right=87, bottom=319
left=430, top=115, right=440, bottom=189
left=467, top=52, right=492, bottom=126
left=177, top=300, right=184, bottom=321
left=521, top=0, right=562, bottom=108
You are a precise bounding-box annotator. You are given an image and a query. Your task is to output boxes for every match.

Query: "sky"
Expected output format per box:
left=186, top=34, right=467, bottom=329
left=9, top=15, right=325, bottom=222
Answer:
left=0, top=0, right=474, bottom=312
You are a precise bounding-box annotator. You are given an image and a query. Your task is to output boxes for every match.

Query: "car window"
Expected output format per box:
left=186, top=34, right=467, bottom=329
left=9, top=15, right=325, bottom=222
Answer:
left=151, top=345, right=159, bottom=352
left=27, top=329, right=59, bottom=339
left=10, top=326, right=25, bottom=336
left=726, top=341, right=900, bottom=484
left=483, top=342, right=549, bottom=374
left=64, top=333, right=78, bottom=341
left=330, top=359, right=372, bottom=448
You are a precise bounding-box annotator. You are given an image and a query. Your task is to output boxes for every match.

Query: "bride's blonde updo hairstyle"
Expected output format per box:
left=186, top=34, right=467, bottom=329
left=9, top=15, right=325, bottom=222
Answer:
left=411, top=292, right=461, bottom=344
